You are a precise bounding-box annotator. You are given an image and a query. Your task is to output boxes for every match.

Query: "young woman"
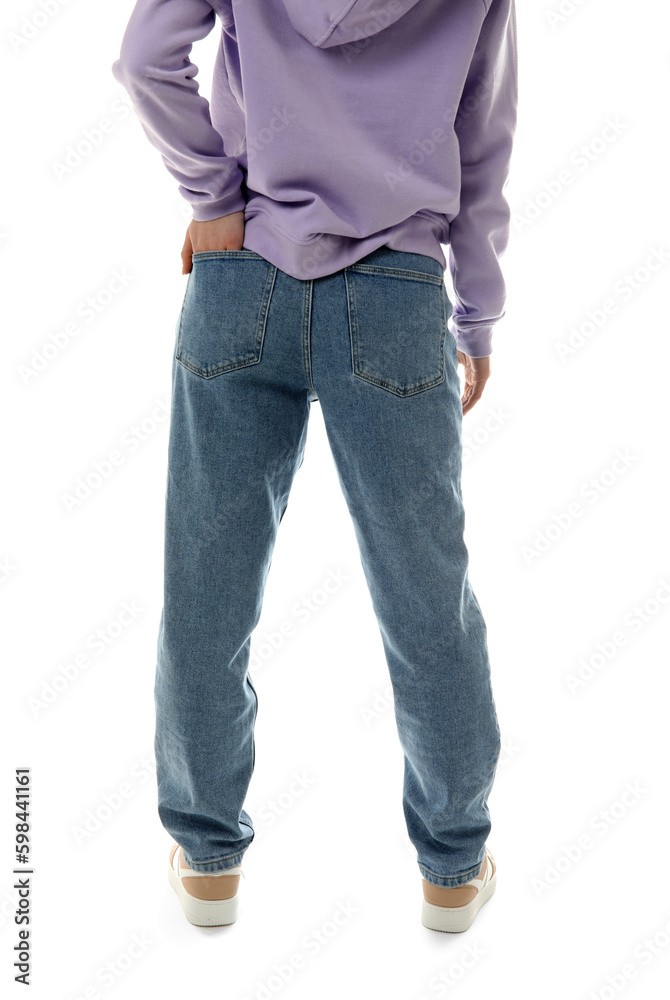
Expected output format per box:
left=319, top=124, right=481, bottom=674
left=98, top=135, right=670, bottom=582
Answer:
left=112, top=0, right=518, bottom=932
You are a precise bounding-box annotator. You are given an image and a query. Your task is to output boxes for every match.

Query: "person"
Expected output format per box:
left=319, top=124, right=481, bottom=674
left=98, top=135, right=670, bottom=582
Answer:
left=111, top=0, right=518, bottom=932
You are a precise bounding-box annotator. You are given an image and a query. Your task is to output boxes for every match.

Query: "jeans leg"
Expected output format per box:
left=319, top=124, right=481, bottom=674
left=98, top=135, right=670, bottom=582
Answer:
left=309, top=249, right=502, bottom=888
left=155, top=254, right=310, bottom=872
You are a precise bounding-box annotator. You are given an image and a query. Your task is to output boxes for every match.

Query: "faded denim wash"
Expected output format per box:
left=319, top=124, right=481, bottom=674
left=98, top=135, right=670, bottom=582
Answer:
left=155, top=245, right=501, bottom=888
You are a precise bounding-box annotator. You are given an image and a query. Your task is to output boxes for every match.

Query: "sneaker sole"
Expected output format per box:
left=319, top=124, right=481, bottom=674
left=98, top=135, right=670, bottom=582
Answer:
left=421, top=869, right=497, bottom=933
left=168, top=861, right=239, bottom=927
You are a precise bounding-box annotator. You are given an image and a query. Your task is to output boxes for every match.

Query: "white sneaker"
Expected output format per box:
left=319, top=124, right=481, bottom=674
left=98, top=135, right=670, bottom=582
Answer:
left=421, top=847, right=497, bottom=932
left=167, top=842, right=244, bottom=927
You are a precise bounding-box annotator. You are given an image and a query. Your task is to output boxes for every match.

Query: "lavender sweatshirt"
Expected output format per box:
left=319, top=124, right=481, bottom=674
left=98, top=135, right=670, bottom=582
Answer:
left=112, top=0, right=518, bottom=357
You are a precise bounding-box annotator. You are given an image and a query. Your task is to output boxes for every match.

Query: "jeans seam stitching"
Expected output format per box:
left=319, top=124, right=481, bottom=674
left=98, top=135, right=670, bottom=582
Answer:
left=183, top=848, right=247, bottom=871
left=302, top=278, right=316, bottom=397
left=348, top=264, right=443, bottom=284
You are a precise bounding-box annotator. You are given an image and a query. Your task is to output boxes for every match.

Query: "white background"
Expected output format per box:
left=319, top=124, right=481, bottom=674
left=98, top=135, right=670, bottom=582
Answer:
left=2, top=0, right=670, bottom=997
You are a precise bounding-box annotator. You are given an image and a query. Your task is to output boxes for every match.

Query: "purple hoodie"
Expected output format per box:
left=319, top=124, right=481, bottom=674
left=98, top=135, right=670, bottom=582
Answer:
left=112, top=0, right=518, bottom=357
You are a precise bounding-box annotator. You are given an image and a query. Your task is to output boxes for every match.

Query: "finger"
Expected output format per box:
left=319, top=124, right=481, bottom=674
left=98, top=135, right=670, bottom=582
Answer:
left=181, top=230, right=193, bottom=275
left=462, top=380, right=486, bottom=415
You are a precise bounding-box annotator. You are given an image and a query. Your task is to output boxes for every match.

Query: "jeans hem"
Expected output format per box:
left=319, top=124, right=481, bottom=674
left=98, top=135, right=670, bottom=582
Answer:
left=181, top=848, right=247, bottom=873
left=418, top=854, right=485, bottom=888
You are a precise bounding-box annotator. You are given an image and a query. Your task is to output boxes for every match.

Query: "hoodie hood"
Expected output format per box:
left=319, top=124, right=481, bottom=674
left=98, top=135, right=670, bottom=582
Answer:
left=282, top=0, right=424, bottom=48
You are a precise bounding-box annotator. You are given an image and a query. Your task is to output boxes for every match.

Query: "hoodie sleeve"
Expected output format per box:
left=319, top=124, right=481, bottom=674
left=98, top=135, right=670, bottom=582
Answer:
left=111, top=0, right=246, bottom=222
left=447, top=0, right=518, bottom=358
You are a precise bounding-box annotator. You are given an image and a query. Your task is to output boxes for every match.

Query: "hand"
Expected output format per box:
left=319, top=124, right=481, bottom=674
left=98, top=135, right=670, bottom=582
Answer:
left=181, top=210, right=246, bottom=274
left=457, top=350, right=491, bottom=415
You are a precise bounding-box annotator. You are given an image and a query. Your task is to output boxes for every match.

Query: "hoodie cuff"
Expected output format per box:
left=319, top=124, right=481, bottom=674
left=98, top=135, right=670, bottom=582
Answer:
left=190, top=190, right=247, bottom=223
left=452, top=324, right=494, bottom=359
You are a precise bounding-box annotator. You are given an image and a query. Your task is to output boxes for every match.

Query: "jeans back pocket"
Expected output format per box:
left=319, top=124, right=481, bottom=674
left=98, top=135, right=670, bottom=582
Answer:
left=345, top=263, right=452, bottom=397
left=175, top=250, right=277, bottom=378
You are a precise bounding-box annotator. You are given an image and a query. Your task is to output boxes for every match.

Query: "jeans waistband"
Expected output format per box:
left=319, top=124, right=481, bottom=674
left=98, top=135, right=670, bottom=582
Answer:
left=348, top=244, right=445, bottom=279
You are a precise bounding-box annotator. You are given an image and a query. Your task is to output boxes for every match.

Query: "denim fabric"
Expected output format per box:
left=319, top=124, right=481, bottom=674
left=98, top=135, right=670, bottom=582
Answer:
left=155, top=245, right=501, bottom=888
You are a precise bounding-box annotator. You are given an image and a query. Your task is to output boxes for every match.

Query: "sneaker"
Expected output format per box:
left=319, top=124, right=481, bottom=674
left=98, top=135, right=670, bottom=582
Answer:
left=421, top=847, right=496, bottom=932
left=167, top=842, right=244, bottom=927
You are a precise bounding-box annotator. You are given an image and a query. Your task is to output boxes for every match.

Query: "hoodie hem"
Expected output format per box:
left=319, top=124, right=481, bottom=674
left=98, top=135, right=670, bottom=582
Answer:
left=241, top=207, right=448, bottom=281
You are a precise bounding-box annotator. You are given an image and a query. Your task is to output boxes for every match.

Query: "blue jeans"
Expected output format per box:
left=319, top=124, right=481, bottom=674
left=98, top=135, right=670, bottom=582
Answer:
left=155, top=245, right=501, bottom=888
